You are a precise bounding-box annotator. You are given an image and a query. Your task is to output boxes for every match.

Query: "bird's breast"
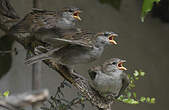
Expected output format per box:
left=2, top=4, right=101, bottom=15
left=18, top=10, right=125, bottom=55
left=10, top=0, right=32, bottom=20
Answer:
left=93, top=73, right=122, bottom=96
left=89, top=47, right=104, bottom=59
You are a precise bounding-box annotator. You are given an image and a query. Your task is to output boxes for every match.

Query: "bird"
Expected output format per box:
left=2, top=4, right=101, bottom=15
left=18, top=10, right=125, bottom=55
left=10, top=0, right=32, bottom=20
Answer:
left=0, top=0, right=19, bottom=19
left=88, top=58, right=129, bottom=98
left=25, top=31, right=118, bottom=74
left=9, top=7, right=82, bottom=37
left=8, top=7, right=82, bottom=57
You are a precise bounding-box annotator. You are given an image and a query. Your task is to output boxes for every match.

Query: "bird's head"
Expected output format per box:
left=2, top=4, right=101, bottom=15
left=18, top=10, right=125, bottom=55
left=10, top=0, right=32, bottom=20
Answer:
left=61, top=7, right=82, bottom=21
left=103, top=58, right=127, bottom=73
left=95, top=31, right=118, bottom=47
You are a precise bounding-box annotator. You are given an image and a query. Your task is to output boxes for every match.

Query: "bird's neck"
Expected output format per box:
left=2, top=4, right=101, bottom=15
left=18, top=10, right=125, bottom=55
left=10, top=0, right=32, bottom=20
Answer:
left=104, top=69, right=123, bottom=75
left=110, top=70, right=123, bottom=76
left=95, top=42, right=106, bottom=49
left=56, top=18, right=75, bottom=29
left=60, top=18, right=75, bottom=27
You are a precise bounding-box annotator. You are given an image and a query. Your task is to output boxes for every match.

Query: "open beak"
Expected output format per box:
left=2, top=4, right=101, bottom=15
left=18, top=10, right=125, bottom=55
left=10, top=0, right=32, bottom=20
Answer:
left=108, top=33, right=118, bottom=45
left=117, top=60, right=127, bottom=70
left=73, top=11, right=81, bottom=21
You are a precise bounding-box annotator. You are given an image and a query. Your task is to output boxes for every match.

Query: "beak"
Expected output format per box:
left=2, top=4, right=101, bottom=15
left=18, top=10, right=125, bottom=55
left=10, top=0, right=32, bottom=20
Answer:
left=73, top=11, right=82, bottom=21
left=108, top=33, right=118, bottom=45
left=117, top=60, right=127, bottom=70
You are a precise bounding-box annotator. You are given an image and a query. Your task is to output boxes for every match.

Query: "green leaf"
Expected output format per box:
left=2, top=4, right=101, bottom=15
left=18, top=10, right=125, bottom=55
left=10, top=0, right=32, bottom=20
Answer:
left=134, top=70, right=139, bottom=77
left=129, top=83, right=135, bottom=88
left=150, top=98, right=156, bottom=104
left=117, top=95, right=124, bottom=101
left=135, top=77, right=139, bottom=80
left=140, top=97, right=146, bottom=102
left=146, top=97, right=151, bottom=102
left=128, top=74, right=131, bottom=78
left=3, top=91, right=10, bottom=97
left=122, top=99, right=130, bottom=103
left=127, top=92, right=132, bottom=98
left=141, top=0, right=160, bottom=22
left=133, top=92, right=137, bottom=98
left=140, top=71, right=145, bottom=76
left=132, top=100, right=139, bottom=104
left=122, top=98, right=139, bottom=104
left=130, top=99, right=139, bottom=104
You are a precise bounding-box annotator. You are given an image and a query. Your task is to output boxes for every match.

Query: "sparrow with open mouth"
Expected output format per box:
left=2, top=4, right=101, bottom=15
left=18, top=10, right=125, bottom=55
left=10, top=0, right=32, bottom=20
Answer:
left=88, top=58, right=129, bottom=98
left=0, top=0, right=19, bottom=19
left=9, top=7, right=82, bottom=39
left=25, top=32, right=118, bottom=73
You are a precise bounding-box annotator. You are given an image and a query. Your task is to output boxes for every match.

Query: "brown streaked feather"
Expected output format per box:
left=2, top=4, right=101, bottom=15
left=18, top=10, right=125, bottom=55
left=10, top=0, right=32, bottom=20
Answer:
left=48, top=31, right=98, bottom=49
left=0, top=0, right=19, bottom=19
left=10, top=9, right=59, bottom=33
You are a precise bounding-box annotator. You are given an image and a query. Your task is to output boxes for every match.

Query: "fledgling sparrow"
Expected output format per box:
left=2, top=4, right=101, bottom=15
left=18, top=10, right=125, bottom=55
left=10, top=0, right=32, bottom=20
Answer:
left=88, top=58, right=129, bottom=98
left=25, top=32, right=118, bottom=74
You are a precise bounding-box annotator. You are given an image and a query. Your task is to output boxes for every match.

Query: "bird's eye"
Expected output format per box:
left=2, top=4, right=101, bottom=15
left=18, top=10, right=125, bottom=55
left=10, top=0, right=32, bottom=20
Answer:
left=68, top=9, right=73, bottom=12
left=104, top=33, right=108, bottom=36
left=112, top=62, right=116, bottom=65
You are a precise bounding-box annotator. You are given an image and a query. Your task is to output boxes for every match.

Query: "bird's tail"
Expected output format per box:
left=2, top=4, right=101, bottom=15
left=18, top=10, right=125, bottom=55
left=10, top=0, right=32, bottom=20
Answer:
left=25, top=47, right=62, bottom=65
left=25, top=53, right=50, bottom=65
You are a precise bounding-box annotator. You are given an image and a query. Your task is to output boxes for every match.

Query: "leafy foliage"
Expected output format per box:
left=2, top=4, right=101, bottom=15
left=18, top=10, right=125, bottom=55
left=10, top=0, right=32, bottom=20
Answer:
left=0, top=90, right=10, bottom=98
left=141, top=0, right=160, bottom=22
left=117, top=70, right=156, bottom=104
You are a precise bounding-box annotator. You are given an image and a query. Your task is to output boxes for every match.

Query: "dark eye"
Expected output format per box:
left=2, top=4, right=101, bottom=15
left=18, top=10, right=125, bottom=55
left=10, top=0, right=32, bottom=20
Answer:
left=104, top=33, right=108, bottom=36
left=104, top=32, right=110, bottom=36
left=68, top=9, right=73, bottom=12
left=112, top=62, right=116, bottom=65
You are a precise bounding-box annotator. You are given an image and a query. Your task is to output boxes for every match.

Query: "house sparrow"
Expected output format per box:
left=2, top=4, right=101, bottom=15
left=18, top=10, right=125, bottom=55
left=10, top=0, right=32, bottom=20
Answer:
left=9, top=7, right=82, bottom=35
left=88, top=58, right=129, bottom=98
left=25, top=32, right=118, bottom=73
left=0, top=0, right=19, bottom=19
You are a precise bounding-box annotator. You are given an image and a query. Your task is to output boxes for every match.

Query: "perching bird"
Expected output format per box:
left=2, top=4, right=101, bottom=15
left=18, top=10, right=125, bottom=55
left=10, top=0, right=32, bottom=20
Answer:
left=25, top=31, right=118, bottom=73
left=9, top=7, right=82, bottom=37
left=0, top=0, right=19, bottom=19
left=88, top=58, right=129, bottom=98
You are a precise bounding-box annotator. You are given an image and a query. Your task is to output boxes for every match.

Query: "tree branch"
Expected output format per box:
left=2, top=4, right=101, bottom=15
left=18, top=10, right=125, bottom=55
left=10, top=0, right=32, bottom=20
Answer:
left=0, top=89, right=49, bottom=110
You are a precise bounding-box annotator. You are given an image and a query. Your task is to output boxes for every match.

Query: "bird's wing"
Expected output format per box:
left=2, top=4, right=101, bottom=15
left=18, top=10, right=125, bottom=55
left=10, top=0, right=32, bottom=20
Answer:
left=9, top=10, right=58, bottom=33
left=0, top=0, right=19, bottom=19
left=88, top=66, right=102, bottom=80
left=47, top=31, right=95, bottom=49
left=116, top=73, right=130, bottom=98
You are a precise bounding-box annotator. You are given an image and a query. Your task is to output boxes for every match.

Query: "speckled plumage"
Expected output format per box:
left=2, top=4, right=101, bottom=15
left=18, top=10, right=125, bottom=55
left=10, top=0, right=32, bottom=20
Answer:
left=0, top=0, right=19, bottom=19
left=9, top=7, right=81, bottom=42
left=25, top=32, right=118, bottom=69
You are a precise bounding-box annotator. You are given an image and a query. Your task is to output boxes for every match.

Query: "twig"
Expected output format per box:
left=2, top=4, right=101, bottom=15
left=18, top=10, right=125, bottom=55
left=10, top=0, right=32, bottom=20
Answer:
left=0, top=48, right=17, bottom=55
left=46, top=80, right=86, bottom=110
left=0, top=50, right=11, bottom=54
